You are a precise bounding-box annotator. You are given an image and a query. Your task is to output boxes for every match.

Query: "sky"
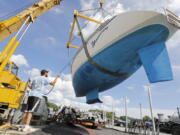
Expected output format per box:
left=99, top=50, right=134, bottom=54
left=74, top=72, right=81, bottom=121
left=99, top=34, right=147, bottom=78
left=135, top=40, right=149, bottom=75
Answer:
left=0, top=0, right=180, bottom=118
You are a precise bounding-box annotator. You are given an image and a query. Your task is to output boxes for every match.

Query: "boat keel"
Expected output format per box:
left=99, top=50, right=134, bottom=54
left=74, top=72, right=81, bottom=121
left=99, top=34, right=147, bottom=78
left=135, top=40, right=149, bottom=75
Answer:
left=86, top=88, right=102, bottom=104
left=138, top=42, right=173, bottom=83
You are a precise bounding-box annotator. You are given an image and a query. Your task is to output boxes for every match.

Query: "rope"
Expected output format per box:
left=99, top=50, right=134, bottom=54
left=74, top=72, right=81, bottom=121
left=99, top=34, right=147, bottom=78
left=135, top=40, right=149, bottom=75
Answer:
left=81, top=8, right=101, bottom=30
left=75, top=16, right=128, bottom=77
left=44, top=3, right=103, bottom=96
left=102, top=8, right=114, bottom=17
left=44, top=56, right=74, bottom=95
left=70, top=8, right=101, bottom=43
left=78, top=8, right=100, bottom=13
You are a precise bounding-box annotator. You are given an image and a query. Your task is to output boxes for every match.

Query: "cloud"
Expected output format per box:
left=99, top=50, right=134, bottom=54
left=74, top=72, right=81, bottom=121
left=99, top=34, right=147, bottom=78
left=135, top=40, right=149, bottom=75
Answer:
left=80, top=0, right=96, bottom=11
left=79, top=0, right=180, bottom=43
left=167, top=31, right=180, bottom=49
left=26, top=68, right=75, bottom=103
left=168, top=0, right=180, bottom=14
left=51, top=7, right=63, bottom=14
left=10, top=54, right=29, bottom=67
left=121, top=0, right=170, bottom=11
left=78, top=0, right=126, bottom=39
left=176, top=88, right=180, bottom=93
left=27, top=68, right=40, bottom=77
left=127, top=86, right=135, bottom=90
left=173, top=65, right=180, bottom=71
left=101, top=95, right=126, bottom=106
left=48, top=73, right=75, bottom=100
left=34, top=36, right=57, bottom=48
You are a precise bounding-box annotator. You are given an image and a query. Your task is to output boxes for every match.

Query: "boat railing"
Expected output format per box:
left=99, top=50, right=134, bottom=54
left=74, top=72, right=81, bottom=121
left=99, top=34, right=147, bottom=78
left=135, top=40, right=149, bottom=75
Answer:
left=164, top=8, right=180, bottom=29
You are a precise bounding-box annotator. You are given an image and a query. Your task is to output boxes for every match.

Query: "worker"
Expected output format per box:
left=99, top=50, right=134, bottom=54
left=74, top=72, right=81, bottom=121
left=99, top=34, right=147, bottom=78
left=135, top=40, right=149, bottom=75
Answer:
left=21, top=69, right=60, bottom=131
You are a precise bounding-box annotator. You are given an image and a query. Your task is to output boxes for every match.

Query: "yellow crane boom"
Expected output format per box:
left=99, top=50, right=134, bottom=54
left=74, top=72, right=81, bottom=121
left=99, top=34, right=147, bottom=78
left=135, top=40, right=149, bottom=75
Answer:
left=0, top=0, right=61, bottom=113
left=0, top=0, right=61, bottom=42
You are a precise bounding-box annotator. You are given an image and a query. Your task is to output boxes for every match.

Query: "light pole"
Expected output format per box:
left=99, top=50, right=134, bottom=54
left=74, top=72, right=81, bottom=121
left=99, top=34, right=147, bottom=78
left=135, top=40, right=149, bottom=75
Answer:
left=140, top=103, right=142, bottom=120
left=147, top=86, right=156, bottom=135
left=125, top=97, right=128, bottom=132
left=112, top=101, right=114, bottom=127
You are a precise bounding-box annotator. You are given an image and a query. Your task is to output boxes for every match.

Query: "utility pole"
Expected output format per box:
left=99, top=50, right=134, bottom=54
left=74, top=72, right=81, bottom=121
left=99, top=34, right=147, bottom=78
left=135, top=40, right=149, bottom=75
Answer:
left=104, top=110, right=107, bottom=123
left=147, top=86, right=156, bottom=135
left=125, top=97, right=128, bottom=132
left=102, top=105, right=106, bottom=123
left=177, top=107, right=180, bottom=120
left=140, top=103, right=143, bottom=134
left=140, top=103, right=142, bottom=120
left=112, top=101, right=114, bottom=127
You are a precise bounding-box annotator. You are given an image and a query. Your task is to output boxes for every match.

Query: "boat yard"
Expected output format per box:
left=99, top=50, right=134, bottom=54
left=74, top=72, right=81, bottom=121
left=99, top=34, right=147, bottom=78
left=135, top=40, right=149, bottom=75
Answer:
left=0, top=0, right=179, bottom=135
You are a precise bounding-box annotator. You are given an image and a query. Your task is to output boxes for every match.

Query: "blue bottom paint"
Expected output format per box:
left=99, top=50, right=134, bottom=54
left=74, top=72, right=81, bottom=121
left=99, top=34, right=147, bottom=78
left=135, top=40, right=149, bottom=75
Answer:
left=138, top=42, right=173, bottom=83
left=72, top=24, right=170, bottom=100
left=86, top=88, right=102, bottom=104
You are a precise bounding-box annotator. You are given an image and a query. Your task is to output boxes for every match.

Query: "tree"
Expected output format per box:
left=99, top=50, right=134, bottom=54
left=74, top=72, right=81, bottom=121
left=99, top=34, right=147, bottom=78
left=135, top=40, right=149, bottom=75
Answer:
left=89, top=109, right=102, bottom=113
left=119, top=116, right=134, bottom=121
left=106, top=112, right=114, bottom=119
left=143, top=115, right=152, bottom=122
left=47, top=102, right=59, bottom=112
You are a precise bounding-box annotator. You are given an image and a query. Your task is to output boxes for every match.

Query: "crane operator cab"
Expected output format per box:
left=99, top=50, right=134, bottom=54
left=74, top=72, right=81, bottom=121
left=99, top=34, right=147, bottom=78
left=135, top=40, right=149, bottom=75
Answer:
left=0, top=61, right=26, bottom=123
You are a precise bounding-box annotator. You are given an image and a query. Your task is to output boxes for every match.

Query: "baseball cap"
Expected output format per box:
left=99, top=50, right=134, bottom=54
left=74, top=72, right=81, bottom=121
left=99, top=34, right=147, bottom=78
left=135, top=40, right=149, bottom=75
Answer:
left=41, top=69, right=49, bottom=75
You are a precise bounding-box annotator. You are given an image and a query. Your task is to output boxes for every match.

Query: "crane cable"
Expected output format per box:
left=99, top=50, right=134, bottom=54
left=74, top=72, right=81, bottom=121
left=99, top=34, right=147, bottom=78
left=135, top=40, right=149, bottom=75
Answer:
left=44, top=56, right=74, bottom=95
left=69, top=0, right=115, bottom=46
left=45, top=0, right=117, bottom=95
left=68, top=8, right=101, bottom=46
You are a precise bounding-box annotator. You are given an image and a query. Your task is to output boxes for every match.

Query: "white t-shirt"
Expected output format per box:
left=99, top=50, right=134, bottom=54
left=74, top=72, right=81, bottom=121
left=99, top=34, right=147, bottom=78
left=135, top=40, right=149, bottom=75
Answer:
left=29, top=76, right=51, bottom=98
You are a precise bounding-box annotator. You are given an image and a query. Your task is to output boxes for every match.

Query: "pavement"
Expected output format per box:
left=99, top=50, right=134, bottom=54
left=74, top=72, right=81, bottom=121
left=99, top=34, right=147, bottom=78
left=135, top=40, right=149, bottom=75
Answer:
left=106, top=125, right=171, bottom=135
left=0, top=124, right=172, bottom=135
left=0, top=124, right=131, bottom=135
left=95, top=128, right=129, bottom=135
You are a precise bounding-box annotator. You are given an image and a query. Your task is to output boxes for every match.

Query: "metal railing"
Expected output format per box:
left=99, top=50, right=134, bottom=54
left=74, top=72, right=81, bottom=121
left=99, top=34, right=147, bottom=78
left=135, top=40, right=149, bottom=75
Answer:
left=164, top=8, right=180, bottom=29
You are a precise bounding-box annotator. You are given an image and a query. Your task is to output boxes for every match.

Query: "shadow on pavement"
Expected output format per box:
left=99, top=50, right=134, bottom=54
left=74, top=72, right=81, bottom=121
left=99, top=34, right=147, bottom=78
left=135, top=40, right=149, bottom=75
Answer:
left=27, top=124, right=90, bottom=135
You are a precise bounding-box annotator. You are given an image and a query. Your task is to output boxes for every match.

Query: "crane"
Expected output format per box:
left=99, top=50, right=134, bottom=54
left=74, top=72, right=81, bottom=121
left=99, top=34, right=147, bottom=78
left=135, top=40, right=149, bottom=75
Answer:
left=0, top=0, right=61, bottom=41
left=0, top=0, right=61, bottom=127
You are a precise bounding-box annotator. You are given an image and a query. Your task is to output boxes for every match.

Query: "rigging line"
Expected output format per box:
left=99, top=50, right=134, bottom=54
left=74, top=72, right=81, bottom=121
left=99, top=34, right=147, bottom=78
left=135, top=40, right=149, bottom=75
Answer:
left=102, top=8, right=114, bottom=17
left=78, top=8, right=101, bottom=13
left=101, top=8, right=106, bottom=22
left=75, top=15, right=128, bottom=78
left=0, top=0, right=40, bottom=20
left=70, top=8, right=101, bottom=43
left=81, top=8, right=101, bottom=30
left=44, top=53, right=75, bottom=95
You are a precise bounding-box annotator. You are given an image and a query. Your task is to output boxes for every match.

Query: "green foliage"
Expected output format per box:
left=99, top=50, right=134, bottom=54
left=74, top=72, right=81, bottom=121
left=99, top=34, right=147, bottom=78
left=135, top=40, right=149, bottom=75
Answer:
left=119, top=116, right=134, bottom=121
left=88, top=109, right=135, bottom=120
left=89, top=109, right=103, bottom=113
left=143, top=115, right=152, bottom=122
left=107, top=112, right=115, bottom=119
left=47, top=102, right=59, bottom=112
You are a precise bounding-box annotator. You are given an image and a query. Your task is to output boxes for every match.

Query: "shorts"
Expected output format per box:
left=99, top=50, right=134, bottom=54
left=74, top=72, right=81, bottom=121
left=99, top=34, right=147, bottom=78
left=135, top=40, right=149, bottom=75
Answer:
left=25, top=96, right=41, bottom=112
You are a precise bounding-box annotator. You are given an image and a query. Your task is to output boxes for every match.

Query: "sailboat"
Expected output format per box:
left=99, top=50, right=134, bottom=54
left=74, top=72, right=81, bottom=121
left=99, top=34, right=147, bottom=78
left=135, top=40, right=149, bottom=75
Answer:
left=68, top=8, right=179, bottom=104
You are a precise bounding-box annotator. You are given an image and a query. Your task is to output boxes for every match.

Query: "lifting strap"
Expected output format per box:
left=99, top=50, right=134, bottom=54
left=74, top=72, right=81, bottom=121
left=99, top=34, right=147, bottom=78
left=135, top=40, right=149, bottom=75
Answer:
left=75, top=16, right=128, bottom=77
